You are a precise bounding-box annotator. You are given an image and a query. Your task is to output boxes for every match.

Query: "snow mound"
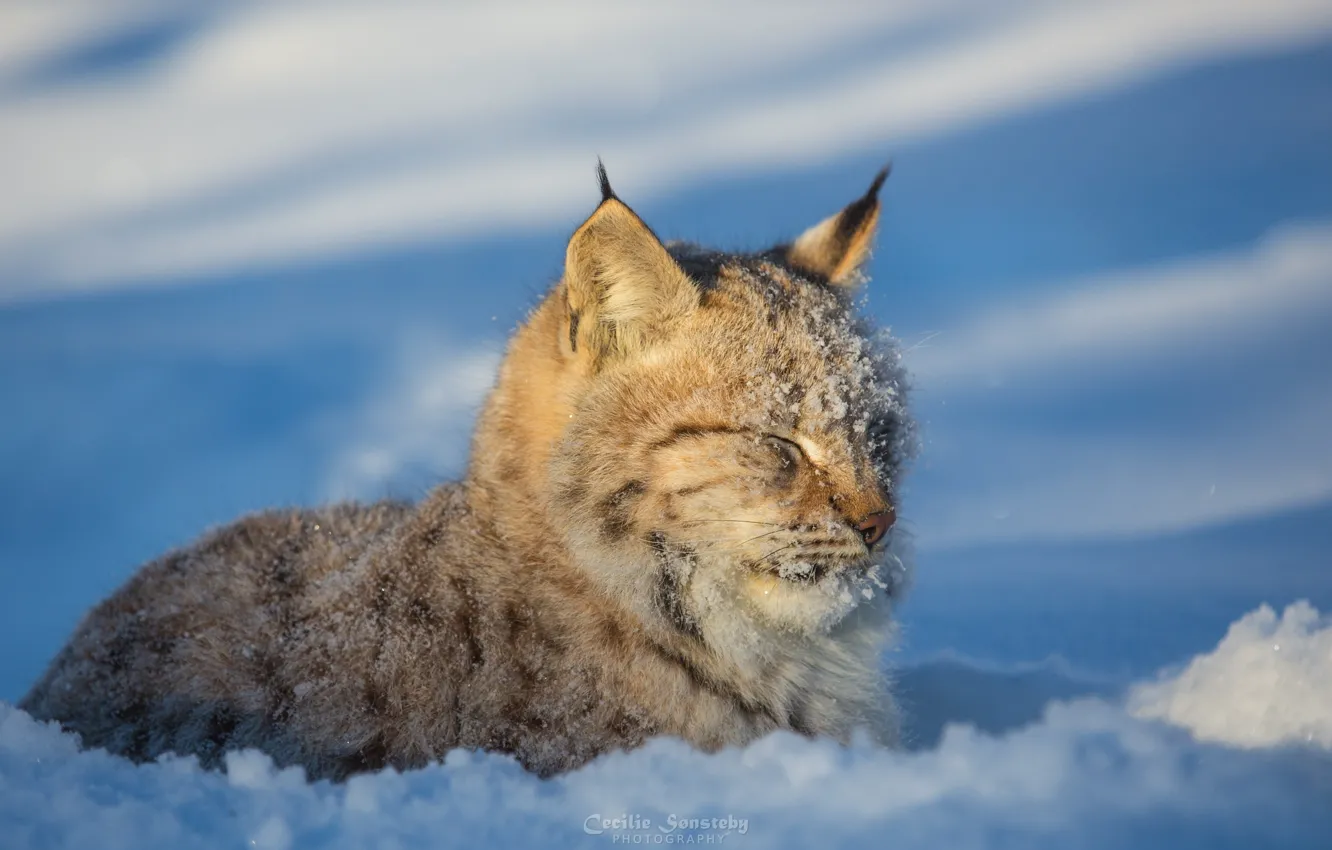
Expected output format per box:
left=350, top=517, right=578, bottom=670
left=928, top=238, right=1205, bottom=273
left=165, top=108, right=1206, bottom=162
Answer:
left=1130, top=600, right=1332, bottom=749
left=3, top=604, right=1331, bottom=849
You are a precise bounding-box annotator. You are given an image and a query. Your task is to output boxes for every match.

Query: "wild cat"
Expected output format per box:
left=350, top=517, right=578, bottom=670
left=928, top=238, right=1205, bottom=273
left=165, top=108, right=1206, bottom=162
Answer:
left=21, top=165, right=914, bottom=780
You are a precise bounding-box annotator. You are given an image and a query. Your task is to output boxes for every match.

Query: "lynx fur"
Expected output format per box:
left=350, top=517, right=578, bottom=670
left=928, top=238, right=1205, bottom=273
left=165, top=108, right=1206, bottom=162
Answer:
left=22, top=166, right=914, bottom=779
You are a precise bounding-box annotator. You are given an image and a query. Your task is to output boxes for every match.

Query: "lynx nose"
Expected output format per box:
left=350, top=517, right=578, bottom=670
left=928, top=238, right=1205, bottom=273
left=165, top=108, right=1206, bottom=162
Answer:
left=856, top=509, right=895, bottom=547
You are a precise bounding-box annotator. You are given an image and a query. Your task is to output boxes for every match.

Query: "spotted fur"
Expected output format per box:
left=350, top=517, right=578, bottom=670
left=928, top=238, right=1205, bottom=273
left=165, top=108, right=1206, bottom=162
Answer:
left=21, top=168, right=914, bottom=779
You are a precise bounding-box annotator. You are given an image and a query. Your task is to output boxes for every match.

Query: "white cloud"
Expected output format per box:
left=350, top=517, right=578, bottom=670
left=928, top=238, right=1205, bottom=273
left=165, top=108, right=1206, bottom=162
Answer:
left=2, top=0, right=1332, bottom=297
left=2, top=602, right=1329, bottom=848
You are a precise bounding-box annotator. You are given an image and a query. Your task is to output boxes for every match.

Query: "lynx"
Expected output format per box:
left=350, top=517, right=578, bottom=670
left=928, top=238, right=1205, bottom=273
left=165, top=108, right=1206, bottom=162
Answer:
left=21, top=165, right=914, bottom=779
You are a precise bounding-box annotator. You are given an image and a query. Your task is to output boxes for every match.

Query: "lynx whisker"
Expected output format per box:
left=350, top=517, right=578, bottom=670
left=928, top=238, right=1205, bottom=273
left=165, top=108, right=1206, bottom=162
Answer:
left=675, top=519, right=784, bottom=528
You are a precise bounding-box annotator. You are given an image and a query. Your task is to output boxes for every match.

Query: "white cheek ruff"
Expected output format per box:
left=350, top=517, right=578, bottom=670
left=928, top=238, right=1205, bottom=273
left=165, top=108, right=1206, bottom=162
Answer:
left=744, top=562, right=889, bottom=634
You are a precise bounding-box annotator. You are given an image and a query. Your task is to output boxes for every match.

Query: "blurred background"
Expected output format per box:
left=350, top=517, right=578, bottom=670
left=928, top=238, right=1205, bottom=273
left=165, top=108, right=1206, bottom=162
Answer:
left=2, top=0, right=1330, bottom=708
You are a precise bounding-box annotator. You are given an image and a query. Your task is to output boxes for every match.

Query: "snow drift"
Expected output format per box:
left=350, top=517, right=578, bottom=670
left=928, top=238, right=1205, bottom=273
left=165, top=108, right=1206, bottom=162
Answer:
left=3, top=602, right=1329, bottom=849
left=1129, top=600, right=1332, bottom=748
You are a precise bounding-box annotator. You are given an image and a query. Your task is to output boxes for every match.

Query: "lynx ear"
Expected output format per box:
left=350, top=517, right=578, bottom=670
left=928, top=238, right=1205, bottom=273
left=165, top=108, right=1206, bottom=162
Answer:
left=785, top=166, right=889, bottom=287
left=563, top=164, right=698, bottom=363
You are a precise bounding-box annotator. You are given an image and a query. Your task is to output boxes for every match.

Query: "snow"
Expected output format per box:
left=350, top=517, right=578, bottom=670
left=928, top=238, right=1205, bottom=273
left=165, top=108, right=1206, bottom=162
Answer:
left=2, top=4, right=1330, bottom=848
left=905, top=219, right=1332, bottom=550
left=3, top=603, right=1330, bottom=849
left=324, top=341, right=501, bottom=499
left=1130, top=601, right=1332, bottom=749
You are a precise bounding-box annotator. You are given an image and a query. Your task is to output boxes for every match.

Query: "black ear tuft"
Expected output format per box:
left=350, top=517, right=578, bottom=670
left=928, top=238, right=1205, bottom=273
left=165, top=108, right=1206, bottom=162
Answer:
left=835, top=163, right=892, bottom=241
left=866, top=163, right=891, bottom=202
left=784, top=163, right=890, bottom=286
left=596, top=159, right=616, bottom=203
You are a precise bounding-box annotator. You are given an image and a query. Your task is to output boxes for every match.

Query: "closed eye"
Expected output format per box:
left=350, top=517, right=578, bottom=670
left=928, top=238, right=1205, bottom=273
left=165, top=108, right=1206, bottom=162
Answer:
left=762, top=434, right=804, bottom=472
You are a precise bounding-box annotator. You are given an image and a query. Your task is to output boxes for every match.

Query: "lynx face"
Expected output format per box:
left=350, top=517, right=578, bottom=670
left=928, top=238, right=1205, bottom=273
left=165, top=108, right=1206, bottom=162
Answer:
left=545, top=168, right=912, bottom=650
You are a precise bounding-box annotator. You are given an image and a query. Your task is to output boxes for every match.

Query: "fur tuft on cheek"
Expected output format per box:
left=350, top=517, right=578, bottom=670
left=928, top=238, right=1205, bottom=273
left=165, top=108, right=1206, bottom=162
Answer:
left=740, top=564, right=893, bottom=634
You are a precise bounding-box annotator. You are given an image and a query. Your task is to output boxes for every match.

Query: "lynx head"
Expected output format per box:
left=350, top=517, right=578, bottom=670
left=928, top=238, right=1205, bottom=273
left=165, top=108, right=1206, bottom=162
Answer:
left=478, top=164, right=912, bottom=658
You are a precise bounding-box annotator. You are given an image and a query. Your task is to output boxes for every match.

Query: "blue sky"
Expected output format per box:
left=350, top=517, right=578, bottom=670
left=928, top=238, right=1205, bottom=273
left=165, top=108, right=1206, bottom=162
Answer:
left=2, top=0, right=1331, bottom=704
